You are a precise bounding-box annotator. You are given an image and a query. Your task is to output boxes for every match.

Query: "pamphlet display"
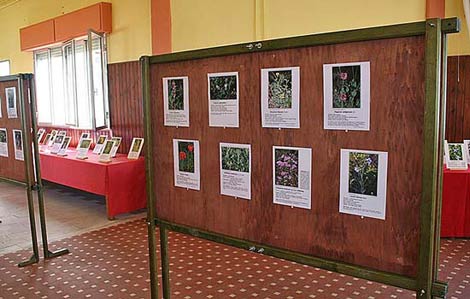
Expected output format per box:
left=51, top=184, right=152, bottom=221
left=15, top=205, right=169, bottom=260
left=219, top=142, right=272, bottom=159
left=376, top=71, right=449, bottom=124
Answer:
left=76, top=138, right=92, bottom=160
left=173, top=139, right=200, bottom=190
left=445, top=143, right=468, bottom=170
left=78, top=132, right=90, bottom=146
left=110, top=137, right=122, bottom=158
left=128, top=138, right=144, bottom=160
left=219, top=143, right=251, bottom=199
left=272, top=146, right=312, bottom=209
left=99, top=140, right=115, bottom=163
left=42, top=133, right=51, bottom=146
left=463, top=140, right=470, bottom=162
left=339, top=149, right=388, bottom=220
left=163, top=77, right=189, bottom=127
left=57, top=137, right=71, bottom=156
left=0, top=128, right=7, bottom=157
left=5, top=87, right=17, bottom=118
left=323, top=62, right=371, bottom=131
left=37, top=128, right=45, bottom=143
left=12, top=129, right=23, bottom=161
left=93, top=135, right=107, bottom=154
left=208, top=72, right=239, bottom=127
left=48, top=130, right=58, bottom=146
left=261, top=67, right=300, bottom=128
left=50, top=135, right=65, bottom=154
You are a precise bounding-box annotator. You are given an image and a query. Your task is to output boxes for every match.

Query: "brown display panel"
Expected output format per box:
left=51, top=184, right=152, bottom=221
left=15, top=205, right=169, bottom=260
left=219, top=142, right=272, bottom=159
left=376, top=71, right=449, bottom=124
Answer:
left=150, top=36, right=425, bottom=277
left=0, top=79, right=31, bottom=183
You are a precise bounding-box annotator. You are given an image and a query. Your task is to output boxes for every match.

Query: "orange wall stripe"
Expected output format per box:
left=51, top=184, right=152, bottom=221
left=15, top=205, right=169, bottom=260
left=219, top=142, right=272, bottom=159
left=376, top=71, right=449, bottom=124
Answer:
left=151, top=0, right=172, bottom=54
left=426, top=0, right=445, bottom=18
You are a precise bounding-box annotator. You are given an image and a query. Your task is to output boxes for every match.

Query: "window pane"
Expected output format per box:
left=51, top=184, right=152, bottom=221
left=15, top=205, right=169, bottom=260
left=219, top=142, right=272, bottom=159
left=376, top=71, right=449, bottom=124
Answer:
left=64, top=44, right=76, bottom=125
left=35, top=52, right=52, bottom=123
left=0, top=61, right=9, bottom=76
left=50, top=48, right=66, bottom=126
left=75, top=42, right=92, bottom=129
left=91, top=36, right=106, bottom=128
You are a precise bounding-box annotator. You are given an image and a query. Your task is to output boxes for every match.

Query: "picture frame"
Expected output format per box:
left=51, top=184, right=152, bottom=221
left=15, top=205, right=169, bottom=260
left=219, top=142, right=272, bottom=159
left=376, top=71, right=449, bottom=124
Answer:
left=163, top=76, right=190, bottom=127
left=445, top=142, right=468, bottom=170
left=219, top=142, right=251, bottom=199
left=57, top=136, right=71, bottom=156
left=12, top=129, right=23, bottom=161
left=48, top=130, right=58, bottom=146
left=50, top=134, right=65, bottom=154
left=128, top=137, right=144, bottom=160
left=93, top=135, right=107, bottom=154
left=208, top=72, right=239, bottom=127
left=110, top=137, right=122, bottom=158
left=99, top=140, right=115, bottom=163
left=5, top=86, right=17, bottom=118
left=37, top=128, right=45, bottom=144
left=76, top=138, right=92, bottom=160
left=0, top=128, right=8, bottom=157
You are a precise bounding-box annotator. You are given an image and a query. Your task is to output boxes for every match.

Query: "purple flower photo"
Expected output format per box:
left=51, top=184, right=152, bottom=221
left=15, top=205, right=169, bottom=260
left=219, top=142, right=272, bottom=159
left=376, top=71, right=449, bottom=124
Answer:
left=332, top=65, right=361, bottom=109
left=274, top=149, right=299, bottom=187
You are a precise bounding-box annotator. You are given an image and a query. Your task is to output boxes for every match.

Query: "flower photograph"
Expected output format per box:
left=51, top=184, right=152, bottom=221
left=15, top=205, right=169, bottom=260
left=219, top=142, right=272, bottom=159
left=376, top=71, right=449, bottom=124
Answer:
left=0, top=130, right=6, bottom=143
left=14, top=131, right=22, bottom=151
left=275, top=148, right=299, bottom=187
left=449, top=144, right=463, bottom=161
left=348, top=152, right=378, bottom=196
left=6, top=88, right=15, bottom=109
left=221, top=146, right=249, bottom=172
left=81, top=139, right=91, bottom=149
left=268, top=70, right=292, bottom=109
left=132, top=139, right=142, bottom=152
left=103, top=141, right=114, bottom=154
left=332, top=65, right=361, bottom=109
left=178, top=141, right=195, bottom=173
left=167, top=78, right=184, bottom=110
left=210, top=75, right=237, bottom=100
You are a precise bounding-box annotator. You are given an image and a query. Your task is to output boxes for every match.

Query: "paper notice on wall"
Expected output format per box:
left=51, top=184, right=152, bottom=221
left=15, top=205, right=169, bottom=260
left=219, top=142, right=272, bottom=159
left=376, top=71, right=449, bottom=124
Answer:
left=339, top=149, right=388, bottom=220
left=163, top=77, right=189, bottom=127
left=173, top=139, right=200, bottom=190
left=323, top=62, right=370, bottom=131
left=219, top=142, right=251, bottom=199
left=272, top=146, right=311, bottom=209
left=13, top=129, right=23, bottom=161
left=261, top=67, right=300, bottom=128
left=208, top=72, right=239, bottom=127
left=0, top=128, right=8, bottom=157
left=445, top=143, right=468, bottom=170
left=6, top=87, right=17, bottom=119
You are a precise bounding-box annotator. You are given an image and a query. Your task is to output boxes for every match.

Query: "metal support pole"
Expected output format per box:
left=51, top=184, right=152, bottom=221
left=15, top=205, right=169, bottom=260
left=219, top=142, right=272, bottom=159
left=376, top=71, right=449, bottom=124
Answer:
left=160, top=226, right=170, bottom=298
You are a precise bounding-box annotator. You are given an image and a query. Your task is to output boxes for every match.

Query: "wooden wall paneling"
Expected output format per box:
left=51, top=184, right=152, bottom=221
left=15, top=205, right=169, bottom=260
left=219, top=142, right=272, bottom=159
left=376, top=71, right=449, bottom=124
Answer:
left=150, top=36, right=425, bottom=277
left=108, top=61, right=143, bottom=154
left=446, top=56, right=470, bottom=142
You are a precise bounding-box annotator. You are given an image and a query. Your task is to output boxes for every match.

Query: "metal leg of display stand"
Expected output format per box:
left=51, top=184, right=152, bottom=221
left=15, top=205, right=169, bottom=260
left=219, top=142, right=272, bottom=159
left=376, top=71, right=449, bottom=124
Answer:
left=17, top=185, right=40, bottom=267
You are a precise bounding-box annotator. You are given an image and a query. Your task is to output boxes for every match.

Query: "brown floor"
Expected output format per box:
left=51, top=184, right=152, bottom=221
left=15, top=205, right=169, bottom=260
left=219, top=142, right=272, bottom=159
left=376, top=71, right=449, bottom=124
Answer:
left=0, top=218, right=468, bottom=299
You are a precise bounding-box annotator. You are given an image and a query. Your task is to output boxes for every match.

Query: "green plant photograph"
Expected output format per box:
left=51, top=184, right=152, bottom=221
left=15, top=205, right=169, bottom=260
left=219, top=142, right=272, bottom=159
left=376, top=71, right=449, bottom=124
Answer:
left=221, top=146, right=249, bottom=173
left=178, top=141, right=195, bottom=173
left=210, top=75, right=237, bottom=100
left=132, top=139, right=142, bottom=152
left=0, top=130, right=6, bottom=143
left=167, top=79, right=184, bottom=110
left=333, top=65, right=361, bottom=109
left=81, top=139, right=91, bottom=149
left=268, top=70, right=292, bottom=109
left=449, top=144, right=463, bottom=161
left=348, top=152, right=378, bottom=196
left=275, top=149, right=299, bottom=187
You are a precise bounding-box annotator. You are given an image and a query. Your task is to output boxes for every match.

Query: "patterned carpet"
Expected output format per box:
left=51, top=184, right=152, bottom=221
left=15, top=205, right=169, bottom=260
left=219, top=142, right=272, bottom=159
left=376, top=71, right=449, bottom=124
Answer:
left=0, top=219, right=468, bottom=299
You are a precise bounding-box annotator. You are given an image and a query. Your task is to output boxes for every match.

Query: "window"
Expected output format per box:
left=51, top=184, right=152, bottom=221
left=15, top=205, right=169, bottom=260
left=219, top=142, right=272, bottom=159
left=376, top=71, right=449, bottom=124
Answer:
left=0, top=60, right=10, bottom=76
left=34, top=31, right=109, bottom=129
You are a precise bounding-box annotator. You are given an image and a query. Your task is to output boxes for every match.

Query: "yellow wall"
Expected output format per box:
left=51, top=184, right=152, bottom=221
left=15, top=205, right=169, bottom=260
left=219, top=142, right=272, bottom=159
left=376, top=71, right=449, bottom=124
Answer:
left=446, top=0, right=470, bottom=55
left=0, top=0, right=152, bottom=74
left=171, top=0, right=470, bottom=56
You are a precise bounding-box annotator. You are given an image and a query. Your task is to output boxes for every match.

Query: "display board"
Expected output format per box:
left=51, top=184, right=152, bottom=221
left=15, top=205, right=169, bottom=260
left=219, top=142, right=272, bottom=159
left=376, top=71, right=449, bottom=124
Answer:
left=0, top=76, right=31, bottom=183
left=143, top=18, right=459, bottom=299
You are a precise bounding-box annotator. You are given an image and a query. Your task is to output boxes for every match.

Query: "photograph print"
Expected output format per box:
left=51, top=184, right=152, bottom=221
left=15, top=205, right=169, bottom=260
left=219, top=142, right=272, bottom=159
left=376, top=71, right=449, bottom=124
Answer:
left=209, top=74, right=238, bottom=100
left=80, top=139, right=91, bottom=149
left=332, top=65, right=361, bottom=109
left=0, top=129, right=6, bottom=143
left=167, top=78, right=185, bottom=110
left=6, top=87, right=16, bottom=109
left=268, top=70, right=293, bottom=109
left=178, top=141, right=195, bottom=173
left=348, top=152, right=378, bottom=196
left=448, top=144, right=464, bottom=161
left=14, top=130, right=22, bottom=151
left=103, top=141, right=114, bottom=154
left=274, top=148, right=299, bottom=188
left=221, top=146, right=249, bottom=173
left=132, top=139, right=142, bottom=153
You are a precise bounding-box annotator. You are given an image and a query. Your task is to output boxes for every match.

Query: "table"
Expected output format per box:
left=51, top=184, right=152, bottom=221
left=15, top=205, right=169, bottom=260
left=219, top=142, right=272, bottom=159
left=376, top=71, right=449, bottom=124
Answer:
left=441, top=166, right=470, bottom=237
left=39, top=147, right=146, bottom=219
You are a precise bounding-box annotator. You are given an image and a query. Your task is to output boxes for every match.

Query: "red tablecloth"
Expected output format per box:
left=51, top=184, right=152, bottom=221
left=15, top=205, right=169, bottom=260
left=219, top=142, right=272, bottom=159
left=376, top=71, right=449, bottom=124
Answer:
left=39, top=147, right=146, bottom=219
left=441, top=166, right=470, bottom=237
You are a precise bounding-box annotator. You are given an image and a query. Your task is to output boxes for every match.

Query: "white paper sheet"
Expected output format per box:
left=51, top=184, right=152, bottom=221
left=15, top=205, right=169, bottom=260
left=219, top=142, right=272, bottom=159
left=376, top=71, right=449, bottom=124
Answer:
left=57, top=137, right=71, bottom=156
left=76, top=138, right=92, bottom=159
left=93, top=135, right=107, bottom=154
left=261, top=67, right=300, bottom=128
left=99, top=140, right=115, bottom=163
left=5, top=87, right=17, bottom=119
left=0, top=128, right=8, bottom=157
left=50, top=134, right=65, bottom=154
left=272, top=146, right=311, bottom=209
left=13, top=129, right=23, bottom=161
left=339, top=149, right=388, bottom=220
left=208, top=72, right=239, bottom=127
left=463, top=140, right=470, bottom=163
left=219, top=142, right=251, bottom=199
left=173, top=139, right=200, bottom=190
left=110, top=137, right=122, bottom=158
left=445, top=143, right=468, bottom=170
left=323, top=62, right=370, bottom=131
left=163, top=77, right=189, bottom=127
left=127, top=138, right=144, bottom=160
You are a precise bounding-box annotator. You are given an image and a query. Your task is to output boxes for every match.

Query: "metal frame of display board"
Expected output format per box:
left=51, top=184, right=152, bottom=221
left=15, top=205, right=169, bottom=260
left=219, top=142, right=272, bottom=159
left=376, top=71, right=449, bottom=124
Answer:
left=0, top=74, right=69, bottom=267
left=141, top=18, right=459, bottom=299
